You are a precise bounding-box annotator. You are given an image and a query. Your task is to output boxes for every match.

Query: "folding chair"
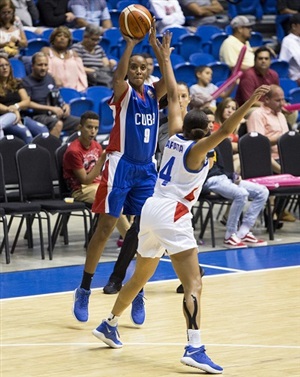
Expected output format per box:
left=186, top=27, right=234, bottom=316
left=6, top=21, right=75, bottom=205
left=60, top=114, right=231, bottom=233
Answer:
left=16, top=144, right=92, bottom=259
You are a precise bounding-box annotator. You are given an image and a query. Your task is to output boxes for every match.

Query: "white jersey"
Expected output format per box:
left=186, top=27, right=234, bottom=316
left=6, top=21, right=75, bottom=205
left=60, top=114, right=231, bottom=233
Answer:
left=138, top=133, right=209, bottom=258
left=154, top=133, right=209, bottom=212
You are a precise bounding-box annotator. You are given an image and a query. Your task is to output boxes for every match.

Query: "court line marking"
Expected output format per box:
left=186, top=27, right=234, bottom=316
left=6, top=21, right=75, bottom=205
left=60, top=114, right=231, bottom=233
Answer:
left=1, top=265, right=299, bottom=302
left=1, top=342, right=299, bottom=349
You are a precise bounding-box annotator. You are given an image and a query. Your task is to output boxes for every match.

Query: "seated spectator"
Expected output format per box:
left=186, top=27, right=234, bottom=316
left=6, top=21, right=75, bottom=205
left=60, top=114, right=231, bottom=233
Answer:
left=0, top=55, right=47, bottom=142
left=179, top=0, right=228, bottom=29
left=12, top=0, right=39, bottom=27
left=214, top=97, right=244, bottom=174
left=0, top=0, right=28, bottom=58
left=236, top=46, right=298, bottom=127
left=141, top=53, right=159, bottom=86
left=189, top=65, right=237, bottom=110
left=220, top=16, right=276, bottom=72
left=203, top=109, right=269, bottom=249
left=63, top=111, right=131, bottom=243
left=68, top=0, right=112, bottom=33
left=22, top=52, right=80, bottom=138
left=149, top=0, right=185, bottom=33
left=37, top=0, right=76, bottom=28
left=72, top=24, right=115, bottom=88
left=41, top=26, right=88, bottom=92
left=247, top=85, right=290, bottom=173
left=279, top=13, right=300, bottom=86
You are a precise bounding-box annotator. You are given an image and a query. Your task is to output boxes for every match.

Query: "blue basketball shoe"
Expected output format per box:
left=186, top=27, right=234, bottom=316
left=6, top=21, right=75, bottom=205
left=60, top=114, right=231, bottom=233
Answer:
left=92, top=321, right=123, bottom=348
left=72, top=287, right=91, bottom=322
left=181, top=345, right=223, bottom=374
left=131, top=290, right=145, bottom=326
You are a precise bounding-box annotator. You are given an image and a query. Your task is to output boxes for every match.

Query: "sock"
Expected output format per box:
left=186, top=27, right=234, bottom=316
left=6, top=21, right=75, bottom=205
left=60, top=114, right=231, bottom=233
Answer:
left=187, top=329, right=202, bottom=348
left=80, top=271, right=94, bottom=290
left=237, top=224, right=250, bottom=239
left=107, top=313, right=119, bottom=326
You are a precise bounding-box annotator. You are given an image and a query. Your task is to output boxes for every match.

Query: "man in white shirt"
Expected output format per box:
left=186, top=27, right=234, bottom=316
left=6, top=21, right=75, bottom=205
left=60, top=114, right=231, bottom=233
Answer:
left=279, top=13, right=300, bottom=86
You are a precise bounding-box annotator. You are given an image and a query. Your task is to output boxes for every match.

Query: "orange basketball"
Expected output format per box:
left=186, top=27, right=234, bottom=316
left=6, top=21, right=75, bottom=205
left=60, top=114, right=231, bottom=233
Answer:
left=119, top=4, right=153, bottom=39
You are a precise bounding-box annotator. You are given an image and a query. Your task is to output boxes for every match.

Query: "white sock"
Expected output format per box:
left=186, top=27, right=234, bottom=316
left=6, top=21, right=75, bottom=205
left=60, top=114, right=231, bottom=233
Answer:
left=237, top=224, right=250, bottom=239
left=107, top=313, right=119, bottom=326
left=187, top=329, right=202, bottom=348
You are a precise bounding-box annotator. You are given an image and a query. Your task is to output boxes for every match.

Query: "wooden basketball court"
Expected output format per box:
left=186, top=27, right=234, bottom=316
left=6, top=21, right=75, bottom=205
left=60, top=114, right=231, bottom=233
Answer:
left=2, top=267, right=299, bottom=376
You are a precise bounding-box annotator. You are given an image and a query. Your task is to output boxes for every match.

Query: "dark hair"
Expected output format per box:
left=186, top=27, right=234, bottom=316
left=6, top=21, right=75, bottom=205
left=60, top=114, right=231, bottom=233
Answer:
left=195, top=65, right=210, bottom=76
left=50, top=26, right=72, bottom=48
left=201, top=107, right=215, bottom=116
left=80, top=111, right=99, bottom=124
left=141, top=52, right=153, bottom=60
left=182, top=109, right=209, bottom=140
left=290, top=13, right=300, bottom=27
left=254, top=46, right=271, bottom=60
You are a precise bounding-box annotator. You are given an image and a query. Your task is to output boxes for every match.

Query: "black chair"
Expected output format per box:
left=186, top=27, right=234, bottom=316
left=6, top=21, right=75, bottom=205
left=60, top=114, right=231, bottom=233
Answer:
left=278, top=130, right=300, bottom=215
left=32, top=133, right=62, bottom=181
left=65, top=131, right=81, bottom=143
left=15, top=144, right=91, bottom=259
left=238, top=132, right=300, bottom=240
left=0, top=154, right=44, bottom=264
left=0, top=136, right=25, bottom=201
left=192, top=138, right=234, bottom=246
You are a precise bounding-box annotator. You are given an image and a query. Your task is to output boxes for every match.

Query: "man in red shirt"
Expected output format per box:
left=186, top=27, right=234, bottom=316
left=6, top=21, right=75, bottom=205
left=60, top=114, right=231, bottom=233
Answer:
left=235, top=46, right=279, bottom=107
left=63, top=111, right=104, bottom=204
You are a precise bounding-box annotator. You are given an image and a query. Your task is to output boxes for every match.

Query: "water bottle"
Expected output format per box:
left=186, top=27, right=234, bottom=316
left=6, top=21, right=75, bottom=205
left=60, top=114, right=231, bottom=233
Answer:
left=48, top=84, right=65, bottom=108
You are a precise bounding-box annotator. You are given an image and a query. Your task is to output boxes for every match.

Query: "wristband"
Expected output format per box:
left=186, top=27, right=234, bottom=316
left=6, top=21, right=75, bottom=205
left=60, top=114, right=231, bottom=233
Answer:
left=14, top=103, right=20, bottom=110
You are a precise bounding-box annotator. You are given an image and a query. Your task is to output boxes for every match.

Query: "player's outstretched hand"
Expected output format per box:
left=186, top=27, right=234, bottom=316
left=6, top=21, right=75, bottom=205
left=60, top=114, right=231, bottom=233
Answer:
left=250, top=85, right=270, bottom=102
left=121, top=32, right=144, bottom=46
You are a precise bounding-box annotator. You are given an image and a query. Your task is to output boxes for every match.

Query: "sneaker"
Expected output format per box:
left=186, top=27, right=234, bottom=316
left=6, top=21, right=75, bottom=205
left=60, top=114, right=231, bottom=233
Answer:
left=223, top=233, right=247, bottom=249
left=176, top=266, right=205, bottom=293
left=131, top=291, right=145, bottom=326
left=72, top=287, right=91, bottom=322
left=241, top=232, right=267, bottom=247
left=180, top=345, right=223, bottom=374
left=103, top=280, right=122, bottom=294
left=92, top=320, right=123, bottom=349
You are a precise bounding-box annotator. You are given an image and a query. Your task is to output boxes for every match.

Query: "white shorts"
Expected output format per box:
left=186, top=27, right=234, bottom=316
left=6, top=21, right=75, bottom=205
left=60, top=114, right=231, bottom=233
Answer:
left=138, top=196, right=197, bottom=258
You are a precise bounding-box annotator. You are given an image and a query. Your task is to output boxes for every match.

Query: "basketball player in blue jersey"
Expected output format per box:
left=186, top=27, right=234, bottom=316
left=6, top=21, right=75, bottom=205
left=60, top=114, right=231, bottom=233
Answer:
left=72, top=24, right=168, bottom=323
left=91, top=31, right=270, bottom=374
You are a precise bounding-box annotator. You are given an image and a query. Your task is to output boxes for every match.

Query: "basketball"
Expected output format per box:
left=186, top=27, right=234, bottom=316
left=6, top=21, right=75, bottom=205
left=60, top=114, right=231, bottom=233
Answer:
left=119, top=4, right=153, bottom=39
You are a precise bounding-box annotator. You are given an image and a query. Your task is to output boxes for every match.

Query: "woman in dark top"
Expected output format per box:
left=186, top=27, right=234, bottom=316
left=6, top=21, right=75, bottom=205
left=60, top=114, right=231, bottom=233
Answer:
left=0, top=55, right=46, bottom=142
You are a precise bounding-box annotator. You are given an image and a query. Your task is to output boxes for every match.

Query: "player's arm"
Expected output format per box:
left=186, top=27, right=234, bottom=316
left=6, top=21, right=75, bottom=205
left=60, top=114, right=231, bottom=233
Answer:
left=112, top=33, right=142, bottom=101
left=187, top=86, right=270, bottom=171
left=157, top=31, right=184, bottom=137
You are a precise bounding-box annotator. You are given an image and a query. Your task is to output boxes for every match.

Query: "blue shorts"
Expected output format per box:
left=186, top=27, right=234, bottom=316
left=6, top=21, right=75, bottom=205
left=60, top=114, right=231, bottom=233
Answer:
left=92, top=153, right=157, bottom=217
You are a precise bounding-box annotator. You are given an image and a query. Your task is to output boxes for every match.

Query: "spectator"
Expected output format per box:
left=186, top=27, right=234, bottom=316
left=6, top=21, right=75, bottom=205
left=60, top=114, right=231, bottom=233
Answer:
left=277, top=0, right=300, bottom=35
left=141, top=52, right=159, bottom=86
left=22, top=51, right=80, bottom=138
left=247, top=85, right=289, bottom=174
left=179, top=0, right=227, bottom=29
left=149, top=0, right=185, bottom=33
left=41, top=26, right=88, bottom=92
left=63, top=110, right=131, bottom=237
left=220, top=16, right=275, bottom=71
left=279, top=13, right=300, bottom=86
left=214, top=97, right=243, bottom=173
left=236, top=46, right=298, bottom=127
left=37, top=0, right=76, bottom=28
left=236, top=47, right=279, bottom=106
left=203, top=109, right=269, bottom=249
left=68, top=0, right=112, bottom=33
left=0, top=55, right=47, bottom=142
left=189, top=65, right=237, bottom=110
left=12, top=0, right=39, bottom=27
left=0, top=0, right=28, bottom=58
left=72, top=24, right=115, bottom=88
